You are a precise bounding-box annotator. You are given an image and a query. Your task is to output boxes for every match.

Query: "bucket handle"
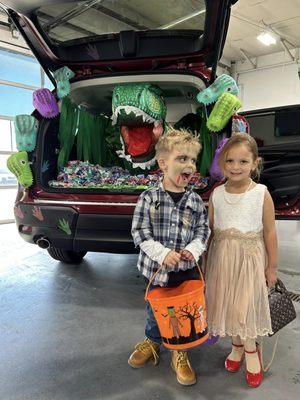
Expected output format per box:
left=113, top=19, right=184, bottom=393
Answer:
left=144, top=262, right=204, bottom=301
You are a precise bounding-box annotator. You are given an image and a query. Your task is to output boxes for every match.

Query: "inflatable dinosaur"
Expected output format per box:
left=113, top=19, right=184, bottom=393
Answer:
left=111, top=83, right=167, bottom=169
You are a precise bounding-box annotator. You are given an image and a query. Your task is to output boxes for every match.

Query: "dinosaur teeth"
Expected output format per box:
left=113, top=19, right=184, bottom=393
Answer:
left=124, top=106, right=132, bottom=115
left=131, top=156, right=156, bottom=170
left=111, top=105, right=156, bottom=125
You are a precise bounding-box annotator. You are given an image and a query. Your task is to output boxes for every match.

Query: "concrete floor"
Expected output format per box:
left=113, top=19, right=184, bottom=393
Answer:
left=0, top=221, right=299, bottom=400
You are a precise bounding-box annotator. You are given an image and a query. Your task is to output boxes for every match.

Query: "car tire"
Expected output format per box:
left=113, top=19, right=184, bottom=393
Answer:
left=47, top=247, right=87, bottom=264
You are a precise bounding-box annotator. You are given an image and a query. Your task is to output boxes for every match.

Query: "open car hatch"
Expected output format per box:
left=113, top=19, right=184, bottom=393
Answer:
left=1, top=0, right=237, bottom=80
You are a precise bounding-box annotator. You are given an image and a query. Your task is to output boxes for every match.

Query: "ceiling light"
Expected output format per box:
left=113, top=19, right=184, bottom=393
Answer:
left=257, top=32, right=276, bottom=46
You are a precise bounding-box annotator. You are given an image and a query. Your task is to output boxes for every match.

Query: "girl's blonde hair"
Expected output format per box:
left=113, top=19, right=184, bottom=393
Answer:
left=218, top=133, right=262, bottom=180
left=155, top=128, right=201, bottom=159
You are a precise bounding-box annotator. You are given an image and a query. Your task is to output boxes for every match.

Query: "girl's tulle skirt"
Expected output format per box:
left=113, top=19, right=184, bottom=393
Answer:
left=205, top=228, right=272, bottom=339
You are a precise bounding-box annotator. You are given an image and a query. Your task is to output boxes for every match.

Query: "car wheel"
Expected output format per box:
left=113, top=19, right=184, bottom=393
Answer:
left=47, top=247, right=87, bottom=264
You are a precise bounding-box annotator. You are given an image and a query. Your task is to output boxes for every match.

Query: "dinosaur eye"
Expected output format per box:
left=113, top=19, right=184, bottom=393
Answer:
left=20, top=160, right=26, bottom=165
left=226, top=87, right=231, bottom=91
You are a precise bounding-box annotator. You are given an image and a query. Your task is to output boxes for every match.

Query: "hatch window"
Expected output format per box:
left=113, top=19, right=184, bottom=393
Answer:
left=36, top=0, right=206, bottom=44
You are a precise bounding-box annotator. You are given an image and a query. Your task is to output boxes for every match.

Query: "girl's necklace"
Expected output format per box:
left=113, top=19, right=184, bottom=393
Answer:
left=223, top=178, right=253, bottom=205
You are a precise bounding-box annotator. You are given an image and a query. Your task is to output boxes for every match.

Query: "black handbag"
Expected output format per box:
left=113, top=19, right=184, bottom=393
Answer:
left=268, top=279, right=297, bottom=336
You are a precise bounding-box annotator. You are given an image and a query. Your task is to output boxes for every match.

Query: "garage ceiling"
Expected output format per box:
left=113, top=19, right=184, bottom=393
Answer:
left=224, top=0, right=300, bottom=61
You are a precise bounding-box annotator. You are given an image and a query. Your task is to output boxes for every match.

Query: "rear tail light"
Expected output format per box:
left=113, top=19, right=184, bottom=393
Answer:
left=19, top=225, right=32, bottom=234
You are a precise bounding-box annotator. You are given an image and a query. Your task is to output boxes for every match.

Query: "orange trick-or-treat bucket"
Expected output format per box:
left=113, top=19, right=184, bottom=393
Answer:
left=145, top=266, right=208, bottom=350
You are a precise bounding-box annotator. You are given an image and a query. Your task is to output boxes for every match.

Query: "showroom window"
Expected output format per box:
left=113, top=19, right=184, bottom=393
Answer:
left=0, top=48, right=53, bottom=223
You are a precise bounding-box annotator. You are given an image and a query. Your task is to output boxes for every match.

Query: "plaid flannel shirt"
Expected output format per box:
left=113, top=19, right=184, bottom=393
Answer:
left=131, top=183, right=210, bottom=286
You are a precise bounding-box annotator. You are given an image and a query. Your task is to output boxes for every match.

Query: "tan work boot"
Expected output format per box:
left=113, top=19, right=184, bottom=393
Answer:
left=171, top=350, right=197, bottom=386
left=128, top=338, right=160, bottom=368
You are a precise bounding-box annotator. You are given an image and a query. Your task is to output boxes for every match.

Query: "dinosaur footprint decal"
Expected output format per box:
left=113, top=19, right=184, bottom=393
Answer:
left=58, top=218, right=71, bottom=235
left=86, top=44, right=99, bottom=60
left=41, top=160, right=50, bottom=173
left=14, top=206, right=24, bottom=219
left=32, top=206, right=44, bottom=221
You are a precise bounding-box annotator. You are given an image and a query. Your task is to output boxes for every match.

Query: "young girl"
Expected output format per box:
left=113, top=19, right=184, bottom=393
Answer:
left=205, top=133, right=278, bottom=388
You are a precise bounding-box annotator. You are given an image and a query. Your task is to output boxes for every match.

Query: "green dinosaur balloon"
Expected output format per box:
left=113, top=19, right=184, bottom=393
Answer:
left=7, top=151, right=33, bottom=188
left=14, top=114, right=39, bottom=152
left=207, top=93, right=242, bottom=132
left=53, top=66, right=75, bottom=99
left=111, top=83, right=167, bottom=169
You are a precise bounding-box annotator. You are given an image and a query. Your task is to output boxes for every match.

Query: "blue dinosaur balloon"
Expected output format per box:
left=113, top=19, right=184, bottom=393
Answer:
left=53, top=66, right=75, bottom=99
left=14, top=114, right=39, bottom=152
left=197, top=74, right=239, bottom=105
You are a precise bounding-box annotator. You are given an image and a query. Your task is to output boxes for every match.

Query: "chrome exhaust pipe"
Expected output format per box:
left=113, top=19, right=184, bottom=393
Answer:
left=36, top=236, right=51, bottom=249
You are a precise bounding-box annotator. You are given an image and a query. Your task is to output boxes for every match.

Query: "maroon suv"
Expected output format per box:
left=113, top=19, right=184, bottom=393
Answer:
left=2, top=0, right=299, bottom=264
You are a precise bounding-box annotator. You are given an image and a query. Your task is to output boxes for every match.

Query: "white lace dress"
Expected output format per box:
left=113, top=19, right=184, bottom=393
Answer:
left=205, top=183, right=272, bottom=339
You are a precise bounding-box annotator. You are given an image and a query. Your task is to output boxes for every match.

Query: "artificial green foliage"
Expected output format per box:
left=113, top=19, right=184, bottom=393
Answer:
left=57, top=97, right=78, bottom=170
left=197, top=107, right=213, bottom=177
left=76, top=109, right=109, bottom=165
left=57, top=98, right=112, bottom=169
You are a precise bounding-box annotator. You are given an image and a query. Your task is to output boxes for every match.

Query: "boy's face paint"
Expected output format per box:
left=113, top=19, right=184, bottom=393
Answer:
left=160, top=147, right=198, bottom=192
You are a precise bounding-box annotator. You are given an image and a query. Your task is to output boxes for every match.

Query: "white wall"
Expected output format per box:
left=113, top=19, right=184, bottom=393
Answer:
left=235, top=49, right=300, bottom=111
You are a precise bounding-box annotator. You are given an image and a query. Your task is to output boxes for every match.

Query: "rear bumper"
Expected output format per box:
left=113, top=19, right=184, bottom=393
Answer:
left=15, top=203, right=136, bottom=253
left=73, top=214, right=136, bottom=253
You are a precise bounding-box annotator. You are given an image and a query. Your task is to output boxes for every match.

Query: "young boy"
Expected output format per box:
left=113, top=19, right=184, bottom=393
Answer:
left=129, top=129, right=210, bottom=386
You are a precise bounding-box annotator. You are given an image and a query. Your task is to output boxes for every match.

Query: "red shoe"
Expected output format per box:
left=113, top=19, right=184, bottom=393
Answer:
left=245, top=346, right=263, bottom=388
left=225, top=343, right=244, bottom=373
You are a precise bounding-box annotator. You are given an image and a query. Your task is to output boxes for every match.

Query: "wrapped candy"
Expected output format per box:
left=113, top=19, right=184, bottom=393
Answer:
left=49, top=161, right=208, bottom=190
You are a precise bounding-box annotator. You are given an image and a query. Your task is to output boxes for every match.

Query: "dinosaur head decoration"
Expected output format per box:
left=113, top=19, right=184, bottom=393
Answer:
left=111, top=83, right=167, bottom=169
left=14, top=114, right=39, bottom=152
left=197, top=74, right=239, bottom=105
left=53, top=66, right=75, bottom=99
left=7, top=151, right=33, bottom=188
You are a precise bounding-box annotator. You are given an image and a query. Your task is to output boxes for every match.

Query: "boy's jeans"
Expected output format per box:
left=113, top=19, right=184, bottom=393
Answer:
left=145, top=291, right=162, bottom=345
